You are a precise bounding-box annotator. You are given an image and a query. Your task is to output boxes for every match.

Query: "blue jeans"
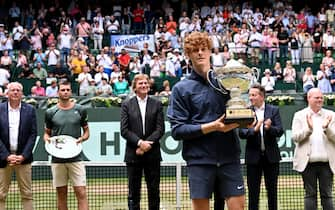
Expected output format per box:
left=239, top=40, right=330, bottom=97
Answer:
left=144, top=22, right=154, bottom=34
left=301, top=162, right=334, bottom=210
left=175, top=67, right=182, bottom=78
left=262, top=49, right=268, bottom=65
left=279, top=45, right=288, bottom=60
left=60, top=48, right=70, bottom=67
left=268, top=50, right=277, bottom=66
left=26, top=16, right=33, bottom=29
left=133, top=22, right=143, bottom=34
left=83, top=37, right=89, bottom=46
left=303, top=84, right=314, bottom=93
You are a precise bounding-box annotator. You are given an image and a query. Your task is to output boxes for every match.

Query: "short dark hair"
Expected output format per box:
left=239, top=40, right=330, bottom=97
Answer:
left=250, top=83, right=266, bottom=97
left=58, top=78, right=71, bottom=89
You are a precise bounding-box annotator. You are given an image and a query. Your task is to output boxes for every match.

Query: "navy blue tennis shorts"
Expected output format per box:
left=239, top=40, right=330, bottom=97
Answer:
left=187, top=163, right=245, bottom=199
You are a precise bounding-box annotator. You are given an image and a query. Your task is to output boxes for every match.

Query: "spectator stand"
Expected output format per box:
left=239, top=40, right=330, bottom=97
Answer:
left=16, top=77, right=79, bottom=96
left=153, top=76, right=180, bottom=92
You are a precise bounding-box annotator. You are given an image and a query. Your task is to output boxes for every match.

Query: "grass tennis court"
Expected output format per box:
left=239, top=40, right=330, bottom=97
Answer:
left=4, top=162, right=332, bottom=210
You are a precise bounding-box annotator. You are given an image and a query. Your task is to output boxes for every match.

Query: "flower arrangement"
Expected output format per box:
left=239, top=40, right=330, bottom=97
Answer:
left=47, top=98, right=77, bottom=108
left=22, top=98, right=38, bottom=107
left=266, top=96, right=295, bottom=106
left=91, top=96, right=170, bottom=107
left=91, top=96, right=123, bottom=107
left=160, top=96, right=169, bottom=106
left=324, top=94, right=335, bottom=106
left=47, top=98, right=59, bottom=107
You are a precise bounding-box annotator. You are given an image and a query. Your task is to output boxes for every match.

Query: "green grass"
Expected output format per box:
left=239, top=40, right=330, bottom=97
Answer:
left=5, top=174, right=334, bottom=209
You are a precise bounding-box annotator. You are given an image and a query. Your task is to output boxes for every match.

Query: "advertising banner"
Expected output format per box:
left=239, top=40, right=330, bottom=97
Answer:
left=110, top=34, right=155, bottom=54
left=32, top=106, right=305, bottom=162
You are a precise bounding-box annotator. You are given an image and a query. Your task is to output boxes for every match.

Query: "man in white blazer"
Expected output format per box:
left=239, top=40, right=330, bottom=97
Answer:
left=292, top=88, right=335, bottom=210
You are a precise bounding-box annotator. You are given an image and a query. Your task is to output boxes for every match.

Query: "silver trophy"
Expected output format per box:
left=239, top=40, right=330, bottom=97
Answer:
left=207, top=59, right=260, bottom=127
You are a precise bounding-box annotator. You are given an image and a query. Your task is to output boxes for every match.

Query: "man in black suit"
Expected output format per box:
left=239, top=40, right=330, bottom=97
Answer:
left=239, top=84, right=284, bottom=210
left=0, top=82, right=37, bottom=210
left=120, top=73, right=165, bottom=210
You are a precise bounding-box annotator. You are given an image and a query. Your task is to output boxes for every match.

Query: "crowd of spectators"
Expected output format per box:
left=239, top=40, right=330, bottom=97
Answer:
left=1, top=0, right=335, bottom=97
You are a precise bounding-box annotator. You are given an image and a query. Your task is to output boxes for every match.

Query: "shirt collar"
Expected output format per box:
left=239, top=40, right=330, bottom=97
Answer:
left=8, top=102, right=21, bottom=111
left=254, top=102, right=265, bottom=111
left=308, top=107, right=323, bottom=116
left=189, top=69, right=207, bottom=84
left=136, top=95, right=148, bottom=103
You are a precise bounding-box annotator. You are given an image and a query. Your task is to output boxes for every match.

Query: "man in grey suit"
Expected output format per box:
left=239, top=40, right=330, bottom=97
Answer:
left=0, top=82, right=37, bottom=210
left=292, top=88, right=335, bottom=210
left=120, top=74, right=165, bottom=210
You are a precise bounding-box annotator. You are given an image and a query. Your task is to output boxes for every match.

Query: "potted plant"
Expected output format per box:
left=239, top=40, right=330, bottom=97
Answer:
left=266, top=95, right=295, bottom=106
left=91, top=96, right=123, bottom=107
left=324, top=94, right=335, bottom=106
left=47, top=98, right=77, bottom=108
left=22, top=98, right=38, bottom=108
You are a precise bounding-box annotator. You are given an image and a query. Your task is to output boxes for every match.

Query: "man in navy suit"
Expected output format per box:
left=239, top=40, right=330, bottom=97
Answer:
left=0, top=82, right=37, bottom=210
left=239, top=84, right=284, bottom=210
left=120, top=74, right=165, bottom=210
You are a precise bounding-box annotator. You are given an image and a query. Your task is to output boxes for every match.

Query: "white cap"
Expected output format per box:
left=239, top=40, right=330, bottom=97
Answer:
left=173, top=48, right=180, bottom=53
left=167, top=52, right=174, bottom=59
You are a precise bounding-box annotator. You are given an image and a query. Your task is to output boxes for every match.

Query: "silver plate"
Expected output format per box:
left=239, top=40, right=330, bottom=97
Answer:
left=45, top=135, right=82, bottom=158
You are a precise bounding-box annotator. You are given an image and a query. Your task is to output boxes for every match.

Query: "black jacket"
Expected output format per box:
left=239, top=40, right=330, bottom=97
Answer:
left=120, top=96, right=165, bottom=163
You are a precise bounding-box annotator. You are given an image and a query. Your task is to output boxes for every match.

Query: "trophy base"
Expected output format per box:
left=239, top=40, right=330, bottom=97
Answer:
left=224, top=116, right=254, bottom=128
left=225, top=108, right=254, bottom=128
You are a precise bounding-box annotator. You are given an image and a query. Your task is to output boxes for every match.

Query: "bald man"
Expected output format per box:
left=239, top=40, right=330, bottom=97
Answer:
left=292, top=88, right=335, bottom=210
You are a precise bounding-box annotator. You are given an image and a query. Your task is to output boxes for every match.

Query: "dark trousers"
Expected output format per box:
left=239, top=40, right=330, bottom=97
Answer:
left=279, top=45, right=288, bottom=60
left=13, top=40, right=20, bottom=50
left=302, top=162, right=334, bottom=210
left=247, top=154, right=279, bottom=210
left=127, top=161, right=160, bottom=210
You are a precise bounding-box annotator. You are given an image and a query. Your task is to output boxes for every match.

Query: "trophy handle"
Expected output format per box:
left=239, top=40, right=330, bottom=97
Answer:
left=207, top=69, right=229, bottom=95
